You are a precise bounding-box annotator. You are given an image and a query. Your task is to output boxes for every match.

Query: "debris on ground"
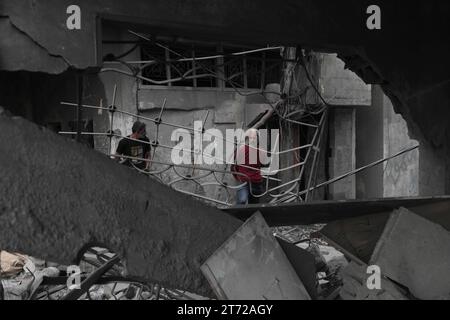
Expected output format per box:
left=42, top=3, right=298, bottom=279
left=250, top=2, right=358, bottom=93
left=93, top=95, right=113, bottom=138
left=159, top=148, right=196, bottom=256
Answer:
left=274, top=224, right=327, bottom=245
left=0, top=251, right=60, bottom=300
left=274, top=224, right=348, bottom=300
left=2, top=206, right=449, bottom=300
left=316, top=207, right=450, bottom=300
left=0, top=245, right=210, bottom=300
left=339, top=261, right=407, bottom=300
left=272, top=205, right=450, bottom=301
left=1, top=251, right=28, bottom=278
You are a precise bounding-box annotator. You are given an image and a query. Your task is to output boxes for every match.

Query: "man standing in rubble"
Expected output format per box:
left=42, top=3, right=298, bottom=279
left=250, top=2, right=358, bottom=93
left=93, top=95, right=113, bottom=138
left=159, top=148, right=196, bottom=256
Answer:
left=233, top=128, right=267, bottom=205
left=115, top=120, right=151, bottom=171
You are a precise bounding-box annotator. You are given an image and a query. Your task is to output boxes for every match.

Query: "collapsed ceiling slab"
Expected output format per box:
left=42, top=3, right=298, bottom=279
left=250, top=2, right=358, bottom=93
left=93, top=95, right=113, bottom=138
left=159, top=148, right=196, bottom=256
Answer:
left=0, top=109, right=242, bottom=296
left=0, top=17, right=68, bottom=73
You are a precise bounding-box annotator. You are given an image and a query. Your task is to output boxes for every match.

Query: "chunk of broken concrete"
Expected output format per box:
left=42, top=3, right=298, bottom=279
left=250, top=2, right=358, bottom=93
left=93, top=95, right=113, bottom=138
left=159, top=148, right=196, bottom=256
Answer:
left=339, top=261, right=407, bottom=300
left=201, top=212, right=311, bottom=300
left=297, top=242, right=348, bottom=274
left=370, top=207, right=450, bottom=300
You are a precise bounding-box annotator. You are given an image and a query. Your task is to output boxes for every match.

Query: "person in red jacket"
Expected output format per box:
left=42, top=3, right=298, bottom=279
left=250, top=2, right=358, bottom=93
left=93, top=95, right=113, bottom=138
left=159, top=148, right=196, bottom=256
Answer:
left=233, top=128, right=266, bottom=204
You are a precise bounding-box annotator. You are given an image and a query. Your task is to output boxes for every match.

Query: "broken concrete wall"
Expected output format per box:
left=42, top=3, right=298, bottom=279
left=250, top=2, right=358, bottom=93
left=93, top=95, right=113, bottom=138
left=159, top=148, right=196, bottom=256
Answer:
left=0, top=109, right=242, bottom=296
left=383, top=92, right=419, bottom=197
left=356, top=84, right=447, bottom=199
left=419, top=142, right=447, bottom=196
left=317, top=53, right=371, bottom=107
left=382, top=89, right=447, bottom=197
left=388, top=86, right=446, bottom=197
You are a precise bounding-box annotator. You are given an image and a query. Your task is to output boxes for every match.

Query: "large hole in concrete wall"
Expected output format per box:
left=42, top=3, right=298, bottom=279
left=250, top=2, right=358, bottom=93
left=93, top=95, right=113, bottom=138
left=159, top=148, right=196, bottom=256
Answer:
left=1, top=22, right=448, bottom=206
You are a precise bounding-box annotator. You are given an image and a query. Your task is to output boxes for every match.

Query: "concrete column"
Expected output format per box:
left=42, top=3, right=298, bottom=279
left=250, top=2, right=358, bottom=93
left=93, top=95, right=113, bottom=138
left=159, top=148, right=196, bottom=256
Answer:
left=355, top=86, right=384, bottom=199
left=329, top=107, right=356, bottom=199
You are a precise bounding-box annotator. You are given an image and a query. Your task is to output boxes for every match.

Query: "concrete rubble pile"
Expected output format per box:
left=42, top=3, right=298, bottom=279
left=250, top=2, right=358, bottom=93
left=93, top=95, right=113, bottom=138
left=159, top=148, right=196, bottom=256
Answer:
left=198, top=208, right=450, bottom=300
left=2, top=206, right=449, bottom=300
left=320, top=207, right=450, bottom=300
left=0, top=246, right=210, bottom=300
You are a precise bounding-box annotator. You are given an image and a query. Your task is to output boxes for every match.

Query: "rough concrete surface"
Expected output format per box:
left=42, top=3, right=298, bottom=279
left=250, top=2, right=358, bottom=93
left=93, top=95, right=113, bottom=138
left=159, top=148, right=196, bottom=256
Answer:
left=201, top=212, right=310, bottom=300
left=0, top=17, right=68, bottom=74
left=0, top=109, right=242, bottom=296
left=370, top=207, right=450, bottom=300
left=339, top=261, right=407, bottom=300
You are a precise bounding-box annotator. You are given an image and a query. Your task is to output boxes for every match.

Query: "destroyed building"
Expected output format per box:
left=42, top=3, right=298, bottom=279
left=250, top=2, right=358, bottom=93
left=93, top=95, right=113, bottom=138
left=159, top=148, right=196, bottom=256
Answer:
left=0, top=0, right=449, bottom=300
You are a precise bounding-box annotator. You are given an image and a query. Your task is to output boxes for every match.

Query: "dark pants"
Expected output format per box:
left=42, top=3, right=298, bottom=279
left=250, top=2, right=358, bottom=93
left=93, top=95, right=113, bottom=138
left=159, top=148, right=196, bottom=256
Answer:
left=236, top=182, right=264, bottom=205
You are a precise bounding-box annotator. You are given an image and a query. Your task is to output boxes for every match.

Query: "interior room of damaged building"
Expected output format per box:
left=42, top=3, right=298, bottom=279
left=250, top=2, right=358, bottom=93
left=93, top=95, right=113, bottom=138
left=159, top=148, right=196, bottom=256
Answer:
left=0, top=1, right=450, bottom=301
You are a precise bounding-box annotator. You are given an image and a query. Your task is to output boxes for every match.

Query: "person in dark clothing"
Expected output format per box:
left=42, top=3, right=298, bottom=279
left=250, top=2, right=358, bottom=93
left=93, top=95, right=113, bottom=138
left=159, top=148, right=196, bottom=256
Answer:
left=115, top=121, right=151, bottom=170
